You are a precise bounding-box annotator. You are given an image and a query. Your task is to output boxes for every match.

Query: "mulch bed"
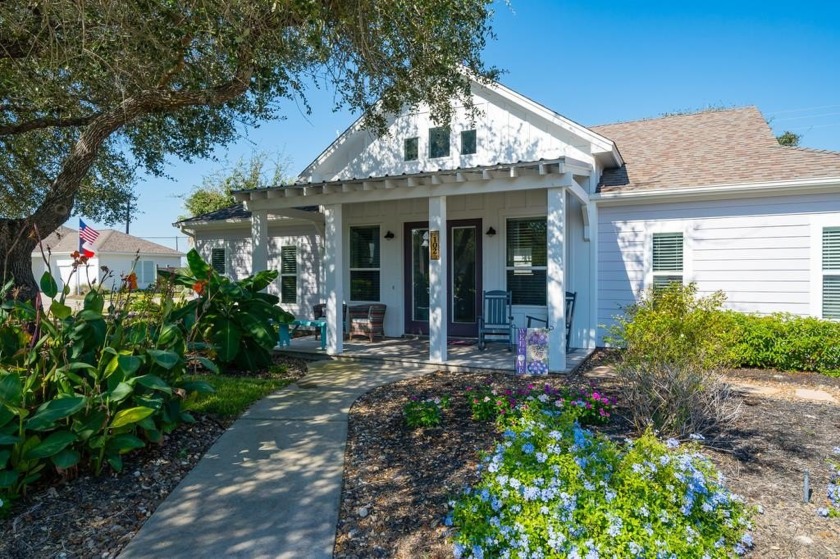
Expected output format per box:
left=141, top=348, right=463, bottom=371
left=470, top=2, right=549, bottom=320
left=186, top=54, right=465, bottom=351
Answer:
left=0, top=355, right=308, bottom=559
left=334, top=352, right=840, bottom=559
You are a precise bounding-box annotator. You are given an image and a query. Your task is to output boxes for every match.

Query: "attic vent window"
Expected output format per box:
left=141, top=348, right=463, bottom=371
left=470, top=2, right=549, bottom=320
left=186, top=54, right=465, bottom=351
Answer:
left=211, top=247, right=226, bottom=274
left=404, top=137, right=419, bottom=161
left=429, top=126, right=450, bottom=159
left=461, top=129, right=477, bottom=155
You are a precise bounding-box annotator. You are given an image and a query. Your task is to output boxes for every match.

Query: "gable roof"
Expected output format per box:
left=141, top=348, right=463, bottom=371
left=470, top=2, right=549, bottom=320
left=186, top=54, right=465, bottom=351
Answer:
left=33, top=227, right=183, bottom=256
left=591, top=106, right=840, bottom=193
left=174, top=203, right=252, bottom=225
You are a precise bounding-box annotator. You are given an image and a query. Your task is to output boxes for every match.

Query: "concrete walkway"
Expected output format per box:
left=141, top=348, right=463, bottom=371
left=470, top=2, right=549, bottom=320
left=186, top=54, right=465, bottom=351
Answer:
left=119, top=359, right=436, bottom=559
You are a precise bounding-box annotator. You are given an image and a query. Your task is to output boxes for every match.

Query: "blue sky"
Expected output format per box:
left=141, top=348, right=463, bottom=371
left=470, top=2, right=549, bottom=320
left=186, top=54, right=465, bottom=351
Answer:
left=76, top=0, right=840, bottom=249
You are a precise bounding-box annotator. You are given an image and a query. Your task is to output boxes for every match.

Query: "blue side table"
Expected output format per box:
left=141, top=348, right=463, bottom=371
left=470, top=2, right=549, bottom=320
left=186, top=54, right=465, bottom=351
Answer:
left=277, top=322, right=292, bottom=347
left=291, top=319, right=327, bottom=350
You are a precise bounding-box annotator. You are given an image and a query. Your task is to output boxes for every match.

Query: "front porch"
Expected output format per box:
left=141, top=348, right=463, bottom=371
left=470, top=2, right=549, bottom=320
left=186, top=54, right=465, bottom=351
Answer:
left=276, top=335, right=592, bottom=374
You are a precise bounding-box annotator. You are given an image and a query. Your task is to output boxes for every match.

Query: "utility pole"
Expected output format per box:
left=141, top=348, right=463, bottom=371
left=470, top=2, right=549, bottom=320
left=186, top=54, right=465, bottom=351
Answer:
left=125, top=199, right=131, bottom=234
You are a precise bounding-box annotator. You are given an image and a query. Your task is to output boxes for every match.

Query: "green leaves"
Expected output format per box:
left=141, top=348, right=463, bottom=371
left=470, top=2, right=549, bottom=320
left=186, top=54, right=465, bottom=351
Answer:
left=27, top=398, right=86, bottom=431
left=187, top=249, right=212, bottom=279
left=110, top=407, right=155, bottom=429
left=39, top=272, right=58, bottom=299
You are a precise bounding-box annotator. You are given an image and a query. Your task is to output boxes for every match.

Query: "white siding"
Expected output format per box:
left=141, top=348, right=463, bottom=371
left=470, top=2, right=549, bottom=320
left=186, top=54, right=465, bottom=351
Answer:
left=597, top=192, right=840, bottom=344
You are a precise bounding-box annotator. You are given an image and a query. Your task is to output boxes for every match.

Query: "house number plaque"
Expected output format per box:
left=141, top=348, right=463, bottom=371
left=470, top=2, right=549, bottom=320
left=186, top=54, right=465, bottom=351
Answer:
left=429, top=230, right=440, bottom=260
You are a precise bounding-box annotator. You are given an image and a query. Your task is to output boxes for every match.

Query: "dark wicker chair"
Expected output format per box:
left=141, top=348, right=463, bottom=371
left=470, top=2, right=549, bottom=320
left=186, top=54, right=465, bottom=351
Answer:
left=347, top=303, right=387, bottom=342
left=525, top=291, right=577, bottom=352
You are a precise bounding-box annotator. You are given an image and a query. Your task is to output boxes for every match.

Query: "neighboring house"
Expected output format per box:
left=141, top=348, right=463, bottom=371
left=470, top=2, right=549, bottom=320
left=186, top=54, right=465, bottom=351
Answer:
left=175, top=78, right=840, bottom=372
left=32, top=227, right=184, bottom=293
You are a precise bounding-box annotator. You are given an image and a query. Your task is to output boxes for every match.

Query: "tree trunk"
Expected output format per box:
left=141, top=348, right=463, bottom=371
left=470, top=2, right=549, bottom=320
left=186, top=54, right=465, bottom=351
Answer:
left=0, top=219, right=41, bottom=302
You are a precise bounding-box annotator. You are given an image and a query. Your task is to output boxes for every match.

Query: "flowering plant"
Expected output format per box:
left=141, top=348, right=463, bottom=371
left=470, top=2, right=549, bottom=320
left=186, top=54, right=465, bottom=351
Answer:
left=403, top=395, right=450, bottom=428
left=449, top=405, right=754, bottom=558
left=818, top=447, right=840, bottom=518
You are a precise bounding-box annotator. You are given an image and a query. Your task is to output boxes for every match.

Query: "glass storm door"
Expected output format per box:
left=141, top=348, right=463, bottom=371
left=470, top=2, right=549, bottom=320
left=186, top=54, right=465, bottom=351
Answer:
left=403, top=220, right=482, bottom=337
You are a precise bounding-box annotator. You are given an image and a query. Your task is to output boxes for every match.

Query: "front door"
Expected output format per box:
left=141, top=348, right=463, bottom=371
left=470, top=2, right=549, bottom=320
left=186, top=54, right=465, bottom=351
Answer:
left=404, top=219, right=482, bottom=337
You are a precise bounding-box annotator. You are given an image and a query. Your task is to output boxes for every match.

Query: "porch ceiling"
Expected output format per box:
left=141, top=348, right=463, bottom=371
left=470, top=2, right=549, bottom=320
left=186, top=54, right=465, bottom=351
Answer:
left=235, top=158, right=592, bottom=210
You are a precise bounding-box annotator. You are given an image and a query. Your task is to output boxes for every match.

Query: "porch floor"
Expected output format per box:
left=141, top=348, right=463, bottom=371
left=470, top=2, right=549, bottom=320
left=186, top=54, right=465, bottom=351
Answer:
left=275, top=335, right=592, bottom=374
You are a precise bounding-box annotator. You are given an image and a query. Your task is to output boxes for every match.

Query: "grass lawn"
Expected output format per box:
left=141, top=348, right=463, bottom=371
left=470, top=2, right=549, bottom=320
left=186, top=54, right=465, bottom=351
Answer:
left=184, top=363, right=301, bottom=419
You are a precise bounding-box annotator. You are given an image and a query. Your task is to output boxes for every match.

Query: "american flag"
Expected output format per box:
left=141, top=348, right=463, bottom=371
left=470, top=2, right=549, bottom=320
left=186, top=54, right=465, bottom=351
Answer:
left=79, top=220, right=100, bottom=244
left=79, top=219, right=99, bottom=257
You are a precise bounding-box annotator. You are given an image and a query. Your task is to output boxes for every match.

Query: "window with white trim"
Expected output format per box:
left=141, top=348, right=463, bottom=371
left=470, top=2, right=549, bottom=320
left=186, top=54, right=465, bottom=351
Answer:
left=651, top=232, right=684, bottom=289
left=349, top=226, right=380, bottom=301
left=823, top=227, right=840, bottom=319
left=506, top=217, right=547, bottom=305
left=280, top=246, right=297, bottom=304
left=429, top=126, right=450, bottom=159
left=211, top=248, right=226, bottom=274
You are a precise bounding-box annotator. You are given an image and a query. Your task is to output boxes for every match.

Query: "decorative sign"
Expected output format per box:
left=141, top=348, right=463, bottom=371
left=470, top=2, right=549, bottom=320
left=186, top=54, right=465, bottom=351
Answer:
left=515, top=328, right=550, bottom=375
left=429, top=230, right=440, bottom=260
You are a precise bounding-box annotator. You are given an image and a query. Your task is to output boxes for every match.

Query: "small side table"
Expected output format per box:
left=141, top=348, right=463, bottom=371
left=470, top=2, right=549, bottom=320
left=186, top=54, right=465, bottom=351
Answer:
left=291, top=319, right=327, bottom=350
left=277, top=322, right=292, bottom=347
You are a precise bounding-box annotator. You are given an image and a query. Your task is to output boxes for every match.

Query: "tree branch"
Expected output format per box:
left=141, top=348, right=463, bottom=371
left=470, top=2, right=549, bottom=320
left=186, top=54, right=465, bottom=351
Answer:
left=0, top=115, right=98, bottom=136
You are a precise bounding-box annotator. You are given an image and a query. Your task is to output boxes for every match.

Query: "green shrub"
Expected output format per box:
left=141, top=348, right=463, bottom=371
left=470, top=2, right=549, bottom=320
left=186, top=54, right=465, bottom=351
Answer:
left=608, top=283, right=739, bottom=435
left=449, top=405, right=754, bottom=558
left=164, top=250, right=294, bottom=371
left=403, top=395, right=450, bottom=428
left=0, top=263, right=214, bottom=504
left=729, top=312, right=840, bottom=374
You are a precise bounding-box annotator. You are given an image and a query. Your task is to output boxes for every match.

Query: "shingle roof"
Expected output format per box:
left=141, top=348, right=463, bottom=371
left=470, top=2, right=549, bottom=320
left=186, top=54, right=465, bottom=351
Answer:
left=174, top=203, right=252, bottom=225
left=590, top=106, right=840, bottom=193
left=33, top=227, right=183, bottom=256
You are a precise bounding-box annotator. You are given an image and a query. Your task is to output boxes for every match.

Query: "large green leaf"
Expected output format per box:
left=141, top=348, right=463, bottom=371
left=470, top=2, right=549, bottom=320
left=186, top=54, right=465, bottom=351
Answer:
left=110, top=406, right=155, bottom=429
left=0, top=449, right=9, bottom=468
left=157, top=323, right=182, bottom=347
left=52, top=448, right=81, bottom=469
left=246, top=269, right=280, bottom=292
left=0, top=469, right=19, bottom=488
left=146, top=349, right=180, bottom=370
left=25, top=430, right=77, bottom=459
left=72, top=410, right=107, bottom=442
left=39, top=271, right=58, bottom=298
left=108, top=382, right=134, bottom=403
left=193, top=356, right=219, bottom=374
left=0, top=373, right=22, bottom=406
left=134, top=375, right=172, bottom=395
left=26, top=397, right=86, bottom=431
left=83, top=290, right=104, bottom=313
left=106, top=434, right=145, bottom=454
left=179, top=380, right=215, bottom=394
left=0, top=434, right=20, bottom=445
left=187, top=249, right=212, bottom=279
left=118, top=354, right=142, bottom=376
left=209, top=317, right=241, bottom=363
left=238, top=313, right=275, bottom=350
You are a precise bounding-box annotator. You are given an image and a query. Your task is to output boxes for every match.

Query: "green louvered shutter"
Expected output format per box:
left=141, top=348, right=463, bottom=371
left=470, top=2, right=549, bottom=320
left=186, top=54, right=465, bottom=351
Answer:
left=652, top=232, right=683, bottom=288
left=280, top=246, right=297, bottom=304
left=823, top=228, right=840, bottom=319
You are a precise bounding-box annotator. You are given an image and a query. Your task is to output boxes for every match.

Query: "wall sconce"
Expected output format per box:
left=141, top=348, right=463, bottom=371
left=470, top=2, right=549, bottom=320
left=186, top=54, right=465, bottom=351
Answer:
left=384, top=230, right=395, bottom=240
left=485, top=226, right=496, bottom=237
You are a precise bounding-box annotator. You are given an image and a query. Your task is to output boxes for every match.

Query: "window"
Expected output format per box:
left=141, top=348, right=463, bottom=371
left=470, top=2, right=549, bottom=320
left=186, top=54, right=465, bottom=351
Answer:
left=651, top=232, right=684, bottom=289
left=429, top=126, right=450, bottom=158
left=506, top=218, right=547, bottom=305
left=461, top=129, right=477, bottom=155
left=211, top=248, right=225, bottom=274
left=280, top=246, right=297, bottom=304
left=138, top=260, right=156, bottom=287
left=350, top=226, right=380, bottom=301
left=404, top=137, right=419, bottom=161
left=823, top=227, right=840, bottom=319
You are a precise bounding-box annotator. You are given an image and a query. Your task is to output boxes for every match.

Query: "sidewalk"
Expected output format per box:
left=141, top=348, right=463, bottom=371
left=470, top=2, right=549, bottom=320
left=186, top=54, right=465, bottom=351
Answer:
left=119, top=359, right=435, bottom=559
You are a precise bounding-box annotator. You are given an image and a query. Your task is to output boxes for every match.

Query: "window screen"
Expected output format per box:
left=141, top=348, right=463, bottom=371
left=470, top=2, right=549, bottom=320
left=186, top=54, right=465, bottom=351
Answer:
left=461, top=129, right=477, bottom=155
left=429, top=127, right=450, bottom=159
left=404, top=137, right=419, bottom=161
left=350, top=226, right=380, bottom=301
left=652, top=232, right=683, bottom=288
left=506, top=218, right=547, bottom=305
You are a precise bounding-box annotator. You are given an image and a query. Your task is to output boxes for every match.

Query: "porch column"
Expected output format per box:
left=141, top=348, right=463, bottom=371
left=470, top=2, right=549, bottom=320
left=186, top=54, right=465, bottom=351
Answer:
left=324, top=204, right=344, bottom=355
left=251, top=209, right=269, bottom=274
left=547, top=187, right=567, bottom=372
left=429, top=196, right=448, bottom=364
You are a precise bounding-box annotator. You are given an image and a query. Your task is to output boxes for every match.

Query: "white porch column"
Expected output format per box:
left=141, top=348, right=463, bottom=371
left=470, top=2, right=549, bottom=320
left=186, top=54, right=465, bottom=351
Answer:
left=324, top=204, right=344, bottom=355
left=429, top=196, right=448, bottom=364
left=547, top=187, right=567, bottom=372
left=251, top=209, right=269, bottom=274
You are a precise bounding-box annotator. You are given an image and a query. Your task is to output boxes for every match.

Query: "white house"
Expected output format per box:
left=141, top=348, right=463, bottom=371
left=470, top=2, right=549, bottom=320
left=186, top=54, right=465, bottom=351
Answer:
left=175, top=79, right=840, bottom=372
left=32, top=227, right=184, bottom=293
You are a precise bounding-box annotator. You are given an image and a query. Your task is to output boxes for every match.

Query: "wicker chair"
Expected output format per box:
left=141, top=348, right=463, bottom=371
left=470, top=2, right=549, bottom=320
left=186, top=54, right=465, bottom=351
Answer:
left=347, top=303, right=387, bottom=342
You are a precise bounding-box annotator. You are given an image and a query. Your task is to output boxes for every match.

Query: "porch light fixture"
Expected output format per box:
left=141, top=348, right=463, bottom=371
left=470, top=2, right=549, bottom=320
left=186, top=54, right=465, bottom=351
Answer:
left=486, top=226, right=496, bottom=237
left=384, top=230, right=395, bottom=240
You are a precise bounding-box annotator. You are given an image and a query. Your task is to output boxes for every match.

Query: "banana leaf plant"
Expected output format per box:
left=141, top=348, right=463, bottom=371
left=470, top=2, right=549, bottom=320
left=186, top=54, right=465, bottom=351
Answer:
left=162, top=249, right=294, bottom=371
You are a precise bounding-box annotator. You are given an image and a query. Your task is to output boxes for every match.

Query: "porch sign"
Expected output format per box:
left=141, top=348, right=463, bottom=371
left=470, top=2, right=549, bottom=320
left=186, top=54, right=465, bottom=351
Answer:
left=515, top=327, right=550, bottom=375
left=429, top=230, right=440, bottom=260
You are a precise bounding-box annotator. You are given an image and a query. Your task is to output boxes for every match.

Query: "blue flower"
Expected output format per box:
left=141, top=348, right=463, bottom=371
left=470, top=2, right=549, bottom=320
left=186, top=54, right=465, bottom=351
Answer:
left=666, top=438, right=680, bottom=449
left=522, top=442, right=535, bottom=454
